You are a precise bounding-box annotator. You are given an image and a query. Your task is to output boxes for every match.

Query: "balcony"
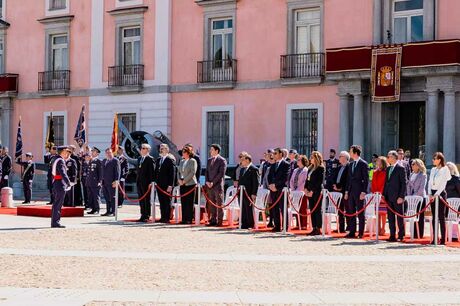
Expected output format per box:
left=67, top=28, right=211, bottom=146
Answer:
left=280, top=53, right=325, bottom=85
left=108, top=64, right=144, bottom=93
left=0, top=74, right=19, bottom=97
left=38, top=70, right=70, bottom=96
left=197, top=59, right=237, bottom=89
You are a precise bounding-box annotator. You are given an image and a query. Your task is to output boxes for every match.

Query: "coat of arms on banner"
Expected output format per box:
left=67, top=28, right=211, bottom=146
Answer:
left=377, top=66, right=394, bottom=87
left=371, top=46, right=402, bottom=102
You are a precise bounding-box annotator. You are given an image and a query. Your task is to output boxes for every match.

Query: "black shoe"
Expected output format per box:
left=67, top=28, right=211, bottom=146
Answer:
left=271, top=227, right=281, bottom=232
left=440, top=239, right=446, bottom=245
left=452, top=238, right=458, bottom=242
left=51, top=224, right=66, bottom=228
left=387, top=237, right=397, bottom=242
left=206, top=221, right=217, bottom=227
left=398, top=237, right=404, bottom=242
left=87, top=210, right=99, bottom=215
left=46, top=202, right=53, bottom=205
left=101, top=212, right=110, bottom=216
left=22, top=201, right=30, bottom=204
left=267, top=223, right=274, bottom=228
left=358, top=235, right=364, bottom=239
left=345, top=233, right=356, bottom=239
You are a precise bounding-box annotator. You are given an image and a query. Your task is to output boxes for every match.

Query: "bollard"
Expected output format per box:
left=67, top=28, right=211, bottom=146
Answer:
left=321, top=189, right=327, bottom=238
left=114, top=181, right=119, bottom=221
left=150, top=182, right=156, bottom=224
left=375, top=193, right=380, bottom=243
left=195, top=184, right=201, bottom=226
left=434, top=195, right=439, bottom=246
left=282, top=187, right=288, bottom=234
left=239, top=186, right=244, bottom=230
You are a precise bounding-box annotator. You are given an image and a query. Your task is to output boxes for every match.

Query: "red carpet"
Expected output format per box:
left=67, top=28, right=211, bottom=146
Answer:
left=17, top=205, right=84, bottom=218
left=0, top=207, right=17, bottom=215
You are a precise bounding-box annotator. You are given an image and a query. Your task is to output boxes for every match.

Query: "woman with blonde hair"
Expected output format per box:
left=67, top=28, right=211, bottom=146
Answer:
left=407, top=158, right=427, bottom=238
left=371, top=156, right=387, bottom=235
left=304, top=151, right=325, bottom=236
left=289, top=155, right=309, bottom=230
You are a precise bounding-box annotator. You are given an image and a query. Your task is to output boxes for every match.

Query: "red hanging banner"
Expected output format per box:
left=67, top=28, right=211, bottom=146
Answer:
left=371, top=46, right=402, bottom=102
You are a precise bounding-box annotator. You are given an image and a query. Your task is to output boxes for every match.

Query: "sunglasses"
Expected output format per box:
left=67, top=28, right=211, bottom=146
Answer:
left=141, top=147, right=148, bottom=150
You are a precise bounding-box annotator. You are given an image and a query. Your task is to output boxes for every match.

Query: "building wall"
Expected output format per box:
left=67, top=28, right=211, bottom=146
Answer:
left=437, top=0, right=460, bottom=39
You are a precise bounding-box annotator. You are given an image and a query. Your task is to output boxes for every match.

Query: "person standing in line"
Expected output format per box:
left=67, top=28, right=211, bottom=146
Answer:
left=15, top=152, right=35, bottom=204
left=287, top=149, right=299, bottom=184
left=117, top=146, right=129, bottom=208
left=81, top=152, right=91, bottom=209
left=406, top=158, right=427, bottom=239
left=397, top=148, right=411, bottom=180
left=155, top=144, right=176, bottom=223
left=102, top=148, right=120, bottom=217
left=428, top=152, right=451, bottom=245
left=64, top=152, right=77, bottom=207
left=136, top=144, right=156, bottom=222
left=344, top=145, right=369, bottom=239
left=289, top=155, right=309, bottom=230
left=383, top=151, right=407, bottom=242
left=371, top=156, right=388, bottom=236
left=51, top=146, right=72, bottom=228
left=87, top=147, right=103, bottom=215
left=0, top=147, right=12, bottom=189
left=238, top=154, right=260, bottom=229
left=325, top=149, right=340, bottom=192
left=69, top=145, right=83, bottom=206
left=44, top=146, right=58, bottom=204
left=445, top=162, right=460, bottom=241
left=204, top=144, right=227, bottom=227
left=304, top=151, right=325, bottom=236
left=177, top=146, right=197, bottom=224
left=332, top=151, right=351, bottom=233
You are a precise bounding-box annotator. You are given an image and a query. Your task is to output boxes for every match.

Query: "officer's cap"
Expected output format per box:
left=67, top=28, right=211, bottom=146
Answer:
left=25, top=152, right=33, bottom=157
left=91, top=147, right=101, bottom=154
left=57, top=146, right=72, bottom=153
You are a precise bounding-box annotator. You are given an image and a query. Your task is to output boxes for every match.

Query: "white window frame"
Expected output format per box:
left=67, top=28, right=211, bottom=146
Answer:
left=210, top=17, right=233, bottom=65
left=294, top=8, right=320, bottom=54
left=393, top=0, right=424, bottom=43
left=50, top=33, right=69, bottom=71
left=121, top=26, right=141, bottom=66
left=285, top=103, right=323, bottom=154
left=201, top=105, right=234, bottom=165
left=42, top=111, right=68, bottom=156
left=116, top=0, right=143, bottom=8
left=45, top=0, right=69, bottom=17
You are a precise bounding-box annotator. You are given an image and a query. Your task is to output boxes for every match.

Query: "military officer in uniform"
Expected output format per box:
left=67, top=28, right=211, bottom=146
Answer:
left=325, top=149, right=340, bottom=191
left=117, top=146, right=129, bottom=208
left=0, top=147, right=12, bottom=189
left=87, top=147, right=102, bottom=215
left=15, top=152, right=35, bottom=204
left=44, top=146, right=58, bottom=204
left=69, top=145, right=83, bottom=206
left=102, top=148, right=120, bottom=216
left=81, top=152, right=91, bottom=209
left=64, top=152, right=77, bottom=207
left=51, top=146, right=72, bottom=228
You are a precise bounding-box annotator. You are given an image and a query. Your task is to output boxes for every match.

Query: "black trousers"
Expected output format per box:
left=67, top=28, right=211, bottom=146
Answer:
left=157, top=185, right=172, bottom=222
left=118, top=180, right=125, bottom=206
left=51, top=184, right=65, bottom=227
left=180, top=185, right=195, bottom=223
left=0, top=179, right=9, bottom=189
left=47, top=176, right=54, bottom=203
left=22, top=180, right=32, bottom=203
left=137, top=183, right=151, bottom=219
left=73, top=180, right=83, bottom=206
left=88, top=186, right=101, bottom=211
left=241, top=197, right=254, bottom=229
left=102, top=184, right=115, bottom=214
left=64, top=186, right=74, bottom=207
left=430, top=190, right=446, bottom=241
left=338, top=197, right=347, bottom=232
left=269, top=190, right=286, bottom=230
left=309, top=192, right=322, bottom=229
left=387, top=200, right=405, bottom=239
left=82, top=180, right=89, bottom=208
left=346, top=193, right=365, bottom=236
left=414, top=199, right=426, bottom=238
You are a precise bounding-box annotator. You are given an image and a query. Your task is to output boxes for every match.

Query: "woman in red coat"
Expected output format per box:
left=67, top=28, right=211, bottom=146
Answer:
left=371, top=156, right=388, bottom=235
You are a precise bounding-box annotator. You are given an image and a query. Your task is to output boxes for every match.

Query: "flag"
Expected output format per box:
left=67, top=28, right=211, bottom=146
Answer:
left=45, top=112, right=55, bottom=150
left=15, top=117, right=23, bottom=158
left=74, top=105, right=86, bottom=147
left=111, top=114, right=119, bottom=153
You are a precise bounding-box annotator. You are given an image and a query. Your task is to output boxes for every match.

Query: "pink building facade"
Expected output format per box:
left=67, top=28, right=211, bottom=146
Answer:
left=0, top=0, right=459, bottom=173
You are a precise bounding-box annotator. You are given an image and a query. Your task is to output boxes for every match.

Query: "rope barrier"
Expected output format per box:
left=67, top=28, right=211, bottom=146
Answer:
left=155, top=184, right=197, bottom=199
left=439, top=197, right=460, bottom=215
left=327, top=192, right=375, bottom=217
left=288, top=193, right=322, bottom=217
left=118, top=184, right=152, bottom=203
left=201, top=187, right=240, bottom=209
left=383, top=198, right=433, bottom=219
left=244, top=188, right=285, bottom=211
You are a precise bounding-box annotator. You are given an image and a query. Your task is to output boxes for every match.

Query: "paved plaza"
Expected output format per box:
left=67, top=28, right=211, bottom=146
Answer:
left=0, top=203, right=459, bottom=305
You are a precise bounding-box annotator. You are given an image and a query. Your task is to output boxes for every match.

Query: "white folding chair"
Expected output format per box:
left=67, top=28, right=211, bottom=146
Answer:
left=446, top=198, right=460, bottom=243
left=288, top=190, right=304, bottom=230
left=325, top=191, right=343, bottom=235
left=404, top=195, right=424, bottom=241
left=224, top=186, right=239, bottom=226
left=171, top=186, right=182, bottom=223
left=364, top=194, right=377, bottom=239
left=253, top=187, right=270, bottom=229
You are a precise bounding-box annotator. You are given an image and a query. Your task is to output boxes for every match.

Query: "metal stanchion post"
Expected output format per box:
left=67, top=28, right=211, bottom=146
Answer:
left=239, top=186, right=244, bottom=230
left=282, top=187, right=288, bottom=234
left=114, top=181, right=119, bottom=221
left=375, top=193, right=380, bottom=243
left=195, top=184, right=201, bottom=226
left=150, top=182, right=156, bottom=224
left=321, top=189, right=327, bottom=238
left=434, top=195, right=439, bottom=246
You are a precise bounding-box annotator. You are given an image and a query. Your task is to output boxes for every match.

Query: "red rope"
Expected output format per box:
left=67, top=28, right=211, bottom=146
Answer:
left=118, top=184, right=152, bottom=203
left=288, top=193, right=322, bottom=217
left=327, top=193, right=375, bottom=217
left=244, top=189, right=285, bottom=211
left=156, top=184, right=197, bottom=198
left=440, top=197, right=460, bottom=214
left=383, top=198, right=433, bottom=219
left=201, top=187, right=240, bottom=209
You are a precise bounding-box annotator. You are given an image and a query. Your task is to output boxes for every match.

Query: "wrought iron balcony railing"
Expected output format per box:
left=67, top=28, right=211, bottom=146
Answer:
left=280, top=53, right=325, bottom=79
left=38, top=70, right=70, bottom=92
left=108, top=64, right=144, bottom=88
left=197, top=59, right=237, bottom=83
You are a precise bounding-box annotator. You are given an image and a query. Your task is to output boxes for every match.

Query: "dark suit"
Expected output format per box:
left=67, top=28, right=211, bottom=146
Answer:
left=51, top=157, right=71, bottom=227
left=16, top=159, right=35, bottom=203
left=64, top=157, right=77, bottom=207
left=205, top=155, right=227, bottom=224
left=87, top=158, right=103, bottom=212
left=117, top=155, right=129, bottom=207
left=0, top=155, right=11, bottom=189
left=238, top=164, right=260, bottom=229
left=305, top=166, right=326, bottom=230
left=155, top=155, right=176, bottom=222
left=136, top=155, right=155, bottom=220
left=267, top=159, right=290, bottom=230
left=332, top=163, right=349, bottom=232
left=102, top=158, right=120, bottom=214
left=345, top=158, right=369, bottom=236
left=325, top=158, right=340, bottom=191
left=383, top=163, right=407, bottom=239
left=45, top=153, right=57, bottom=203
left=70, top=154, right=82, bottom=206
left=81, top=160, right=90, bottom=208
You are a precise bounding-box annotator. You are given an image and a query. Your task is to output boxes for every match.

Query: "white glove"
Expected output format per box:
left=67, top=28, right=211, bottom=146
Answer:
left=29, top=180, right=33, bottom=183
left=120, top=178, right=125, bottom=182
left=65, top=187, right=71, bottom=192
left=4, top=175, right=8, bottom=180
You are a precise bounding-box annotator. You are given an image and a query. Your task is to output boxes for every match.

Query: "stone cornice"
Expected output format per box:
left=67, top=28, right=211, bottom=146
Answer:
left=107, top=5, right=148, bottom=16
left=195, top=0, right=237, bottom=7
left=37, top=15, right=74, bottom=24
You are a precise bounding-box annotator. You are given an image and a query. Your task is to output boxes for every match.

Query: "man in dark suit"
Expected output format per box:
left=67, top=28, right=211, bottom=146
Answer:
left=16, top=152, right=35, bottom=204
left=102, top=148, right=120, bottom=216
left=205, top=144, right=227, bottom=226
left=383, top=150, right=407, bottom=242
left=137, top=143, right=156, bottom=222
left=117, top=146, right=129, bottom=208
left=238, top=154, right=260, bottom=229
left=344, top=145, right=369, bottom=238
left=69, top=145, right=82, bottom=206
left=87, top=147, right=103, bottom=214
left=267, top=147, right=290, bottom=232
left=155, top=143, right=176, bottom=223
left=332, top=151, right=350, bottom=233
left=397, top=148, right=411, bottom=180
left=0, top=147, right=11, bottom=189
left=51, top=146, right=72, bottom=228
